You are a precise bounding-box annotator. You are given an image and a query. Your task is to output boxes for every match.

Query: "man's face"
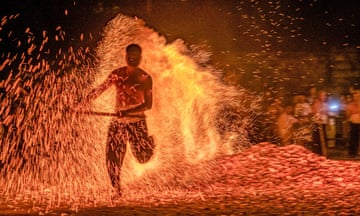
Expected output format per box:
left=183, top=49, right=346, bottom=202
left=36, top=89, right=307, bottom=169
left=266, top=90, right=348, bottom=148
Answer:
left=319, top=91, right=327, bottom=101
left=126, top=52, right=141, bottom=67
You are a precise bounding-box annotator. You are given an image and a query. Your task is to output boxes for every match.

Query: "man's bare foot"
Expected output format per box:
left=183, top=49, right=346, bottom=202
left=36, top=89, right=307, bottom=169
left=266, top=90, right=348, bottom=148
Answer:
left=110, top=190, right=122, bottom=205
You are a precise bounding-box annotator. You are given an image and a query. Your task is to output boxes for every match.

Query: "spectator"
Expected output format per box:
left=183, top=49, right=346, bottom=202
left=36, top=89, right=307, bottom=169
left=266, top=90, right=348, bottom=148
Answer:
left=342, top=93, right=353, bottom=143
left=307, top=86, right=317, bottom=105
left=294, top=93, right=312, bottom=118
left=346, top=87, right=360, bottom=157
left=293, top=93, right=313, bottom=146
left=311, top=90, right=329, bottom=155
left=263, top=97, right=283, bottom=144
left=277, top=103, right=298, bottom=146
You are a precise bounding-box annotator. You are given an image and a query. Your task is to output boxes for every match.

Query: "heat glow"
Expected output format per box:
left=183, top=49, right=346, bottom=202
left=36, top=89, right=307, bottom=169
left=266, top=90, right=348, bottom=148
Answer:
left=0, top=14, right=257, bottom=210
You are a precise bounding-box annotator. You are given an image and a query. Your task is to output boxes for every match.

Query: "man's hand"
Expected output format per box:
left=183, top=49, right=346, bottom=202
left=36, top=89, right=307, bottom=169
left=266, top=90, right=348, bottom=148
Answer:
left=71, top=100, right=90, bottom=114
left=72, top=102, right=86, bottom=112
left=117, top=110, right=129, bottom=117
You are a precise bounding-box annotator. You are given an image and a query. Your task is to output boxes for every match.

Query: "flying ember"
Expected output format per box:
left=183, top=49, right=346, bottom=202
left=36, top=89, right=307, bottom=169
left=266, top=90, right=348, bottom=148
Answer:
left=0, top=14, right=257, bottom=210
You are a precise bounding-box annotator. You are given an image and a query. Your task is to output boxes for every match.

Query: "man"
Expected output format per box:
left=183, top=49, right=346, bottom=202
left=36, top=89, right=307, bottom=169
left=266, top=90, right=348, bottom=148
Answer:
left=346, top=87, right=360, bottom=157
left=276, top=103, right=298, bottom=146
left=78, top=44, right=154, bottom=196
left=311, top=90, right=329, bottom=156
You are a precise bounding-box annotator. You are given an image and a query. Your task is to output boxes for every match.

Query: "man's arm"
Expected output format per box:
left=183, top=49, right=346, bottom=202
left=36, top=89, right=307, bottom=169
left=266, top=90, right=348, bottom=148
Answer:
left=76, top=72, right=116, bottom=108
left=346, top=103, right=356, bottom=118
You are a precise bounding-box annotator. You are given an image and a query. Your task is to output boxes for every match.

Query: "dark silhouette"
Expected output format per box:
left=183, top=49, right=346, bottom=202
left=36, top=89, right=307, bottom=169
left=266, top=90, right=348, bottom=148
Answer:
left=78, top=44, right=154, bottom=196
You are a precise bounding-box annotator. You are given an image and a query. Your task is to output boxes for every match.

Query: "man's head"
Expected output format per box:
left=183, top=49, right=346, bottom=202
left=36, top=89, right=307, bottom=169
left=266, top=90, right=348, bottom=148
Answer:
left=352, top=86, right=360, bottom=101
left=126, top=44, right=142, bottom=67
left=318, top=90, right=327, bottom=101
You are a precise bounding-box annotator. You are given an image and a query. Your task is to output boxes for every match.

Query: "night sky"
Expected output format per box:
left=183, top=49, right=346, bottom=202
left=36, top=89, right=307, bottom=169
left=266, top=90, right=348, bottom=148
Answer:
left=0, top=0, right=359, bottom=84
left=1, top=0, right=359, bottom=53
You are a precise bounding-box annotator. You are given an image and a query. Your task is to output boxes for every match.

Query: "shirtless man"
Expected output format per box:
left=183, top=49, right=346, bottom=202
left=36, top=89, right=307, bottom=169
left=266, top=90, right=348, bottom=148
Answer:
left=79, top=44, right=154, bottom=196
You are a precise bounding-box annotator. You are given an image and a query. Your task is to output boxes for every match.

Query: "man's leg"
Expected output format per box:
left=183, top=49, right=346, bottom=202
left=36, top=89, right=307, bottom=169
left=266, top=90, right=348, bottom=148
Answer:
left=349, top=123, right=360, bottom=156
left=128, top=120, right=154, bottom=163
left=356, top=124, right=360, bottom=155
left=106, top=121, right=127, bottom=195
left=312, top=123, right=322, bottom=155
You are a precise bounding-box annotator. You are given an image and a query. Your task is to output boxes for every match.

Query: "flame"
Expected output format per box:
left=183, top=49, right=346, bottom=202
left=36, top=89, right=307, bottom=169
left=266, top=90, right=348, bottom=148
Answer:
left=90, top=14, right=258, bottom=191
left=0, top=14, right=258, bottom=210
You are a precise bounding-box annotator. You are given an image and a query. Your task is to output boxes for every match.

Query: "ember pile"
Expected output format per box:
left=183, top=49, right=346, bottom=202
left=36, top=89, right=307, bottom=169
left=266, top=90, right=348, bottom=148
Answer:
left=75, top=142, right=360, bottom=215
left=200, top=142, right=360, bottom=214
left=115, top=142, right=360, bottom=215
left=212, top=142, right=360, bottom=188
left=2, top=142, right=360, bottom=215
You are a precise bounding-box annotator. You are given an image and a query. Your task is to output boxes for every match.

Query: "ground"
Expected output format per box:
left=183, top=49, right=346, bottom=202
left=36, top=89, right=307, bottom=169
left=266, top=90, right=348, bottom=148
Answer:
left=1, top=143, right=360, bottom=215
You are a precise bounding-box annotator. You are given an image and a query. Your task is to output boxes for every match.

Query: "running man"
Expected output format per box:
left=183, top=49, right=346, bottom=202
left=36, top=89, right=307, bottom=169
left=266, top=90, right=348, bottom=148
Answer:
left=78, top=44, right=154, bottom=196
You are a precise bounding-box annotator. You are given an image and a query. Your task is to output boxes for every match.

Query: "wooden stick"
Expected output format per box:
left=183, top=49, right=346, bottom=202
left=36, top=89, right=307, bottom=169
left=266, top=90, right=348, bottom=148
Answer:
left=77, top=111, right=117, bottom=116
left=76, top=110, right=144, bottom=118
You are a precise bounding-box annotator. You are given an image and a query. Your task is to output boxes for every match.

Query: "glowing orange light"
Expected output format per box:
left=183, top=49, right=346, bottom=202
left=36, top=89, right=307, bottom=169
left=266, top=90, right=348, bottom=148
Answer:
left=0, top=14, right=255, bottom=211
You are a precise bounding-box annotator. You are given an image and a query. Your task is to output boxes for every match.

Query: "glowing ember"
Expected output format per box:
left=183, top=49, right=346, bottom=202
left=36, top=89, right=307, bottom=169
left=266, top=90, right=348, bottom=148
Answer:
left=1, top=7, right=357, bottom=215
left=0, top=14, right=256, bottom=211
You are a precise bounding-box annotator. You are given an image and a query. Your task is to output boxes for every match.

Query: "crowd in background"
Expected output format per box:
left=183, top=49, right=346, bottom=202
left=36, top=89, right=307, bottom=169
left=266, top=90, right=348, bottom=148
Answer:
left=260, top=85, right=360, bottom=156
left=1, top=79, right=360, bottom=159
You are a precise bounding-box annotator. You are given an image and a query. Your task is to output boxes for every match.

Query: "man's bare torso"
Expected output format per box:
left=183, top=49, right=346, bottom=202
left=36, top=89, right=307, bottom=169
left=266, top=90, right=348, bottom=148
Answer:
left=110, top=67, right=152, bottom=118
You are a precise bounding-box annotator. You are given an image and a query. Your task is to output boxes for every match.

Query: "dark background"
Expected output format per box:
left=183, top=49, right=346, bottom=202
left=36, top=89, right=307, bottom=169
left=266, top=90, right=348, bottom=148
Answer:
left=0, top=0, right=359, bottom=84
left=1, top=0, right=359, bottom=51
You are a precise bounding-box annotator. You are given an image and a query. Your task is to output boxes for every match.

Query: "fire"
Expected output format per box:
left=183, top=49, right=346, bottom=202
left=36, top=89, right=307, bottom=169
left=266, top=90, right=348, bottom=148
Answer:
left=0, top=14, right=257, bottom=210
